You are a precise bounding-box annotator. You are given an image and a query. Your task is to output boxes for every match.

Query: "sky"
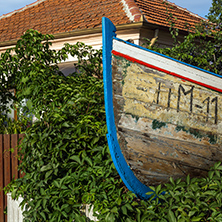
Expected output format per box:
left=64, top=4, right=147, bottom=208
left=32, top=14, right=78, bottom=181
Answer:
left=0, top=0, right=213, bottom=18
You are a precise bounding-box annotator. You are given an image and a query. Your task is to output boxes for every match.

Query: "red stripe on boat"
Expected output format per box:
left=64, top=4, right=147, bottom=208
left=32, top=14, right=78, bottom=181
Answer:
left=112, top=50, right=222, bottom=93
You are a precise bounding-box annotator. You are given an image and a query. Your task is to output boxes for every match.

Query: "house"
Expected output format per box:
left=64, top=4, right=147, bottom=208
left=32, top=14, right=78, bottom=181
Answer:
left=0, top=0, right=204, bottom=118
left=0, top=0, right=204, bottom=50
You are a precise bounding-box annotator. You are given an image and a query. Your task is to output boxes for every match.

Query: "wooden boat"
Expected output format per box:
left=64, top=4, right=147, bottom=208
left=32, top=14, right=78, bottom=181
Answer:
left=102, top=17, right=222, bottom=199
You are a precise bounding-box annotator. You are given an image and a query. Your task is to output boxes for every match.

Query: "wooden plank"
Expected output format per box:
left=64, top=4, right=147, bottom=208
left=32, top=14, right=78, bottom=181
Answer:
left=3, top=134, right=11, bottom=222
left=3, top=135, right=11, bottom=187
left=113, top=55, right=222, bottom=130
left=11, top=134, right=19, bottom=180
left=118, top=114, right=221, bottom=147
left=113, top=63, right=222, bottom=132
left=111, top=54, right=222, bottom=186
left=18, top=134, right=25, bottom=178
left=119, top=127, right=221, bottom=185
left=121, top=126, right=222, bottom=166
left=0, top=135, right=4, bottom=222
left=112, top=40, right=222, bottom=92
left=0, top=133, right=25, bottom=222
left=129, top=160, right=207, bottom=186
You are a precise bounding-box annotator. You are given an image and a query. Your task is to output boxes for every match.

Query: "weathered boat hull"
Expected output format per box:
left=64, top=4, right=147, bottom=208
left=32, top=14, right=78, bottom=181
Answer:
left=113, top=54, right=222, bottom=186
left=102, top=17, right=222, bottom=198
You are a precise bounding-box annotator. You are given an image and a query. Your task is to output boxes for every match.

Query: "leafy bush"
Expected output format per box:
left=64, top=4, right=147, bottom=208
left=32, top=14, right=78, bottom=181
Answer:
left=145, top=0, right=222, bottom=75
left=144, top=162, right=222, bottom=222
left=0, top=114, right=31, bottom=134
left=1, top=30, right=140, bottom=222
left=15, top=75, right=115, bottom=221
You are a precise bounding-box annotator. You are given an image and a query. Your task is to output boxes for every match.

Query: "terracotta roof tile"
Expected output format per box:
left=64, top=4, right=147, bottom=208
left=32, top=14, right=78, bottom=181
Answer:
left=0, top=0, right=130, bottom=43
left=0, top=0, right=204, bottom=43
left=135, top=0, right=203, bottom=31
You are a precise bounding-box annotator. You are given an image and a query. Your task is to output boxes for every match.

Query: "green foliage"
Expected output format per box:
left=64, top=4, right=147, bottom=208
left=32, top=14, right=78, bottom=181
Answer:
left=145, top=1, right=222, bottom=74
left=144, top=162, right=222, bottom=222
left=0, top=51, right=16, bottom=114
left=15, top=75, right=116, bottom=221
left=2, top=1, right=222, bottom=220
left=0, top=114, right=31, bottom=134
left=147, top=28, right=222, bottom=74
left=2, top=29, right=140, bottom=222
left=0, top=29, right=102, bottom=120
left=207, top=0, right=222, bottom=25
left=63, top=43, right=103, bottom=79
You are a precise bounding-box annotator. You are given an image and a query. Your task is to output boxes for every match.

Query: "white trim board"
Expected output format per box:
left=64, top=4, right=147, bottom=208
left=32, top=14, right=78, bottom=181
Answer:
left=112, top=39, right=222, bottom=92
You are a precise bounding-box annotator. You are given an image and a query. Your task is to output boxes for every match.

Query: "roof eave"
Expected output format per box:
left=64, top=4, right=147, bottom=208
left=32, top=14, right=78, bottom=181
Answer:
left=0, top=22, right=144, bottom=48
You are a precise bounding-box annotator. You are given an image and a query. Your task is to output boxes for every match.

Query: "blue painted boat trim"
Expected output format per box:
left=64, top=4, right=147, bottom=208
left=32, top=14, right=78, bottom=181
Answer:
left=102, top=17, right=153, bottom=200
left=114, top=37, right=222, bottom=79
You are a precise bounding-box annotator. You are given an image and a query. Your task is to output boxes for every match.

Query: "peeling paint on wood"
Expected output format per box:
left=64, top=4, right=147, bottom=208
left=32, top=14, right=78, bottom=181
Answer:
left=112, top=54, right=222, bottom=186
